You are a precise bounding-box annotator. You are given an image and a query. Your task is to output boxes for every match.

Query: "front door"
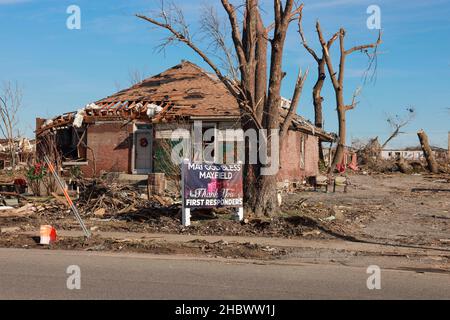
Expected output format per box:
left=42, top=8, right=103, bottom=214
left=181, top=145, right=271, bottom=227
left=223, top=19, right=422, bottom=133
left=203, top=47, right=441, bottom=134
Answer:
left=134, top=130, right=153, bottom=174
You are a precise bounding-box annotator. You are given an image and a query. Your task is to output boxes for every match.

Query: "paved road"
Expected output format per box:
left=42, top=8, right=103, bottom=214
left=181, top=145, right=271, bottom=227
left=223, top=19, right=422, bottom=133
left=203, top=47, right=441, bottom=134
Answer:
left=0, top=248, right=448, bottom=299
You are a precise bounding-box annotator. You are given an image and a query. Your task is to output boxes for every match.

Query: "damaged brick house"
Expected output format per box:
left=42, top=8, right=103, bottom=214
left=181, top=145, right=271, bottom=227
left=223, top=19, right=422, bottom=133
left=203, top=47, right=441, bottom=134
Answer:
left=36, top=61, right=333, bottom=183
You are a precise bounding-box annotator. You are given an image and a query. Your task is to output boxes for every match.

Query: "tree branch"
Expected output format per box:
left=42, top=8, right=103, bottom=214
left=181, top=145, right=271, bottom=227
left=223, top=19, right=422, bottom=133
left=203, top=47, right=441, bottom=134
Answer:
left=298, top=12, right=319, bottom=62
left=345, top=30, right=382, bottom=55
left=316, top=21, right=340, bottom=90
left=220, top=0, right=247, bottom=68
left=281, top=69, right=308, bottom=138
left=381, top=107, right=415, bottom=149
left=136, top=14, right=239, bottom=98
left=267, top=1, right=303, bottom=33
left=327, top=31, right=340, bottom=48
left=200, top=4, right=239, bottom=80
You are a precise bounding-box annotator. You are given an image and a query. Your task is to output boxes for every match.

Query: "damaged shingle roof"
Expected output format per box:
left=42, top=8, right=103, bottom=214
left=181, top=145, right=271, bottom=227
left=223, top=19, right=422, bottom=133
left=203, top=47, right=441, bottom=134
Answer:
left=97, top=60, right=241, bottom=119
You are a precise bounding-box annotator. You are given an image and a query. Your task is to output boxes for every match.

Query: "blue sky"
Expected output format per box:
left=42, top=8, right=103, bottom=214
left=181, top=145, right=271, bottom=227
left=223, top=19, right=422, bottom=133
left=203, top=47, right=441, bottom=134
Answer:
left=0, top=0, right=449, bottom=148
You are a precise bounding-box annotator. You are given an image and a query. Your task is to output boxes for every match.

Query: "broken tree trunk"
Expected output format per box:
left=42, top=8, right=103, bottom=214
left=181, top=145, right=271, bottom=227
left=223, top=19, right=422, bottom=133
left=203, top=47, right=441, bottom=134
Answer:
left=313, top=60, right=326, bottom=163
left=417, top=129, right=439, bottom=173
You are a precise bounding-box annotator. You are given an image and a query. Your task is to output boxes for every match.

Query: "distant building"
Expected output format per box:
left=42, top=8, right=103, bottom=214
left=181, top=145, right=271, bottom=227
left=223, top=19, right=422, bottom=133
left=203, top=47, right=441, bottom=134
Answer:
left=0, top=138, right=35, bottom=169
left=323, top=145, right=358, bottom=171
left=381, top=146, right=448, bottom=161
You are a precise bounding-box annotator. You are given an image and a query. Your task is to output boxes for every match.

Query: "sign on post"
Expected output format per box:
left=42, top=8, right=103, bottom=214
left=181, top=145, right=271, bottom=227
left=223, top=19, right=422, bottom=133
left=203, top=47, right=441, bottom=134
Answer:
left=181, top=160, right=244, bottom=226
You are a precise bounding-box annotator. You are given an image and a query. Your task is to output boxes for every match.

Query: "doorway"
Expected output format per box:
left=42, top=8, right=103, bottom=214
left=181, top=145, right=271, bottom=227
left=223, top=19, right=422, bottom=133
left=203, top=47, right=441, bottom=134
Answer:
left=133, top=125, right=153, bottom=174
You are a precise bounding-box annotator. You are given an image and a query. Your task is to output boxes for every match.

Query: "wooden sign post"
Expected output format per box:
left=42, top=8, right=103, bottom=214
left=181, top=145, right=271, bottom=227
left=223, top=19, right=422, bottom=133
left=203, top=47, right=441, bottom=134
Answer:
left=181, top=159, right=191, bottom=226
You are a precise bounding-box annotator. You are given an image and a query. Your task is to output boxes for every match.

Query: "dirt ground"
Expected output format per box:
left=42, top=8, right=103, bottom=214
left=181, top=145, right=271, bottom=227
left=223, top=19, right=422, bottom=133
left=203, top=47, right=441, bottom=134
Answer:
left=1, top=173, right=449, bottom=255
left=284, top=173, right=450, bottom=248
left=0, top=234, right=288, bottom=260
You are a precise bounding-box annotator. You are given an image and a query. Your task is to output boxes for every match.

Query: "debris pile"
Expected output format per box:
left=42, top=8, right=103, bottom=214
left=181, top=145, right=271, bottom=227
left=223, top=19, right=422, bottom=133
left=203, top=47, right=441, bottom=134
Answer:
left=77, top=182, right=148, bottom=216
left=76, top=181, right=177, bottom=216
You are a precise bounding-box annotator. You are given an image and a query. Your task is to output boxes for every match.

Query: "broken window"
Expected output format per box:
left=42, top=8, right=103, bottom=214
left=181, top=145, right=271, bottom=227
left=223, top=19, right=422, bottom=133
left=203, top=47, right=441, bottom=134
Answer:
left=55, top=127, right=87, bottom=161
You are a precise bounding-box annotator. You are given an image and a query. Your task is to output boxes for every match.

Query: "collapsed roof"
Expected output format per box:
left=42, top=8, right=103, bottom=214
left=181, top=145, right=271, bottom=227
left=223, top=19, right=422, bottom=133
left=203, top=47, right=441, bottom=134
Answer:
left=36, top=61, right=334, bottom=141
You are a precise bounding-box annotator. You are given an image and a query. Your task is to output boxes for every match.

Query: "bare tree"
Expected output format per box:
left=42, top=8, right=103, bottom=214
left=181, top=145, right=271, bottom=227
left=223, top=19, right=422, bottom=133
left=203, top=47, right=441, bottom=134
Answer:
left=136, top=0, right=307, bottom=216
left=316, top=23, right=381, bottom=173
left=381, top=107, right=416, bottom=149
left=0, top=81, right=23, bottom=169
left=298, top=13, right=338, bottom=163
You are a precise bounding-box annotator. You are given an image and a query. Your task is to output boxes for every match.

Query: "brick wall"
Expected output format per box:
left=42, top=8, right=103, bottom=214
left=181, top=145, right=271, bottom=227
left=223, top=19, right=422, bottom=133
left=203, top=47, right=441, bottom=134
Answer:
left=303, top=134, right=319, bottom=177
left=82, top=122, right=133, bottom=177
left=278, top=131, right=301, bottom=182
left=78, top=121, right=321, bottom=180
left=277, top=131, right=319, bottom=182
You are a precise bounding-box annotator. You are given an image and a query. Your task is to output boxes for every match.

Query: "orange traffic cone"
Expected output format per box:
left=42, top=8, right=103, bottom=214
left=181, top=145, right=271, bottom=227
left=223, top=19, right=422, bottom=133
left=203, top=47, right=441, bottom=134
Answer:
left=40, top=225, right=57, bottom=245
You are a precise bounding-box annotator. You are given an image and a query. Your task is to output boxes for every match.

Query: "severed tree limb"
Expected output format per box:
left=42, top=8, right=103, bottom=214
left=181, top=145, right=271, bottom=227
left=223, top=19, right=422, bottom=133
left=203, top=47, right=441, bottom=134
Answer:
left=280, top=69, right=308, bottom=138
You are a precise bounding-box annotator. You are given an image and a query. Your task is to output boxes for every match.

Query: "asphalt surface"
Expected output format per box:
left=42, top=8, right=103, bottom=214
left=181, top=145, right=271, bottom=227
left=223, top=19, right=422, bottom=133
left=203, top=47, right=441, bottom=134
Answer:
left=0, top=248, right=449, bottom=299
